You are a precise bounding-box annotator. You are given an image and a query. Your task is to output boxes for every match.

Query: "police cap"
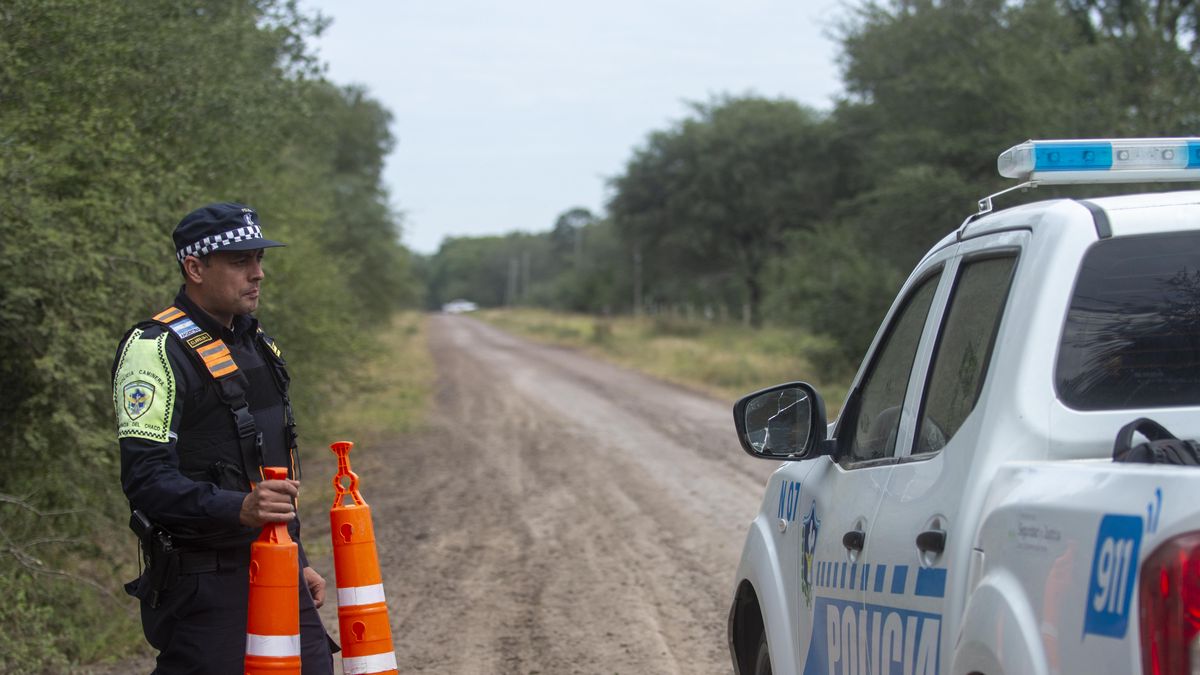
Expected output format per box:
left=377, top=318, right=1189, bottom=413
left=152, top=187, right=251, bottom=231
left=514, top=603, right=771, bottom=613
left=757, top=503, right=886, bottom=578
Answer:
left=173, top=202, right=285, bottom=263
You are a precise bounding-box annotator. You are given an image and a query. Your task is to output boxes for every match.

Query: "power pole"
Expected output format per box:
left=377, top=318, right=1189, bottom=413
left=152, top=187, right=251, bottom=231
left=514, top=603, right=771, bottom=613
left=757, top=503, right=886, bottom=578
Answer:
left=520, top=251, right=531, bottom=301
left=506, top=256, right=519, bottom=306
left=632, top=245, right=643, bottom=316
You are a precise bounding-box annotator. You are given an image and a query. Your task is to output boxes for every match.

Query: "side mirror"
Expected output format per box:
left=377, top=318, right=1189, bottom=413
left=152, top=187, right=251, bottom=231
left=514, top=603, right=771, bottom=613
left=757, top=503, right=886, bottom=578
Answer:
left=733, top=382, right=829, bottom=460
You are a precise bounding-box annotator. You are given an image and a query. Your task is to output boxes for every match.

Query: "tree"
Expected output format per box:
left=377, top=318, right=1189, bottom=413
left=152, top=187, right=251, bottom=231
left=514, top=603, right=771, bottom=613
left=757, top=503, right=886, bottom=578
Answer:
left=298, top=82, right=416, bottom=318
left=609, top=96, right=832, bottom=326
left=549, top=207, right=596, bottom=262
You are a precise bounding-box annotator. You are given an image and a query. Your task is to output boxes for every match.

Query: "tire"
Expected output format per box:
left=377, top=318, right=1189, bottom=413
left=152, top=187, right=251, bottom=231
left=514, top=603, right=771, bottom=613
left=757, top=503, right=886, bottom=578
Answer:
left=753, top=630, right=772, bottom=675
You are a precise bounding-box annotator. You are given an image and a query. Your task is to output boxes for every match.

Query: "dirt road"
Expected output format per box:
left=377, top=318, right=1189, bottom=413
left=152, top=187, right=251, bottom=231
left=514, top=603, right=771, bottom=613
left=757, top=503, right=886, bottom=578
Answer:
left=310, top=315, right=776, bottom=674
left=95, top=315, right=775, bottom=674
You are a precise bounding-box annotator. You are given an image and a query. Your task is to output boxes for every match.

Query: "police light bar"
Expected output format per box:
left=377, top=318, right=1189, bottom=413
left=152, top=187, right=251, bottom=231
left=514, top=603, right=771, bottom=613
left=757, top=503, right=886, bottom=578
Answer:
left=997, top=138, right=1200, bottom=184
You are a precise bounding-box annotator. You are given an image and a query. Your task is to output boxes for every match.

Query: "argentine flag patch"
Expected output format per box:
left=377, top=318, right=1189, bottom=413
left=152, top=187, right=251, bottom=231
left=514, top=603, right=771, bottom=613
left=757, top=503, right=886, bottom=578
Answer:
left=168, top=317, right=201, bottom=339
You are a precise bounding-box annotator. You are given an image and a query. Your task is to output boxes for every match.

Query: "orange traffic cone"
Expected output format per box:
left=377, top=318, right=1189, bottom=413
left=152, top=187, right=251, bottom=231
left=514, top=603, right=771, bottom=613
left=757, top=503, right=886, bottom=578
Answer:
left=330, top=441, right=398, bottom=675
left=245, top=466, right=302, bottom=675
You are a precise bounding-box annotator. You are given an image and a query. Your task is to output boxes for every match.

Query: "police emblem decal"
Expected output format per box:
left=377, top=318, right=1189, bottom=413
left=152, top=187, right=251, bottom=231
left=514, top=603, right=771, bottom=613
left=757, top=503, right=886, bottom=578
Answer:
left=801, top=501, right=820, bottom=607
left=123, top=381, right=156, bottom=420
left=244, top=213, right=254, bottom=227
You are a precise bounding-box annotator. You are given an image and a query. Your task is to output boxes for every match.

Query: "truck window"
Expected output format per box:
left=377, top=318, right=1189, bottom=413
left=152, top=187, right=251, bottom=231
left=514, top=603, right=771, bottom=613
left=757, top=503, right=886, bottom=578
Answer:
left=914, top=255, right=1017, bottom=455
left=842, top=271, right=941, bottom=463
left=1057, top=231, right=1200, bottom=410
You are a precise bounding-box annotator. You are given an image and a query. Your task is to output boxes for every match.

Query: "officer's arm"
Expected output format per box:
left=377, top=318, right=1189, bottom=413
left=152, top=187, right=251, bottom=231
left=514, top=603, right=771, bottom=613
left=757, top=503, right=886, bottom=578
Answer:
left=114, top=328, right=245, bottom=531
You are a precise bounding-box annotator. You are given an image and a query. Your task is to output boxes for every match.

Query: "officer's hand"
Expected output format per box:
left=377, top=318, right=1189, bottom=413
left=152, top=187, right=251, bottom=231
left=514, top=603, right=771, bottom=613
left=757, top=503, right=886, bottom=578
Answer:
left=239, top=479, right=300, bottom=527
left=303, top=566, right=326, bottom=608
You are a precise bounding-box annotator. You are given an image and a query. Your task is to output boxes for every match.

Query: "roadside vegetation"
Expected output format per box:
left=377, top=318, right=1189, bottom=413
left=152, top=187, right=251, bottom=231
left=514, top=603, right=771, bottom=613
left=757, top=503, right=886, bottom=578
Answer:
left=477, top=308, right=852, bottom=412
left=321, top=312, right=434, bottom=447
left=0, top=2, right=422, bottom=670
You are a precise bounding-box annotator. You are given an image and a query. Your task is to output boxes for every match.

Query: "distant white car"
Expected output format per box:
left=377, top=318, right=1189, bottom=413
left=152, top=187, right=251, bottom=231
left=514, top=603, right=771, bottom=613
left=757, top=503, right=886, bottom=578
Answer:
left=727, top=138, right=1200, bottom=675
left=442, top=299, right=478, bottom=314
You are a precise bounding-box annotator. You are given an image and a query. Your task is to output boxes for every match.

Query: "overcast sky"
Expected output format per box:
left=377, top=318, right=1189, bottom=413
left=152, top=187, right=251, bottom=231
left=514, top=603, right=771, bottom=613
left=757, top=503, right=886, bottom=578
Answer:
left=302, top=1, right=847, bottom=254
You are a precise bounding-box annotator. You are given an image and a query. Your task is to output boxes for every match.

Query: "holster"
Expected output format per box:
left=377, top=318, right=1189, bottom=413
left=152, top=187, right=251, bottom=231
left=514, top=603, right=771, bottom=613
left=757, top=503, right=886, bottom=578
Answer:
left=126, top=510, right=180, bottom=609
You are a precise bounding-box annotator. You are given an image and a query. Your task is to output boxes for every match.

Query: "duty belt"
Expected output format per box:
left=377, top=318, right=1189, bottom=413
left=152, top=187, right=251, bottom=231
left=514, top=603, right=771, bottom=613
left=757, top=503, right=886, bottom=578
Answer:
left=177, top=546, right=253, bottom=574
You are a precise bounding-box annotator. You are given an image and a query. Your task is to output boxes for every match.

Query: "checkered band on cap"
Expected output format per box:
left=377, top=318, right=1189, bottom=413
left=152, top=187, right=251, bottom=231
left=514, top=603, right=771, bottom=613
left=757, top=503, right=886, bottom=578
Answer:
left=176, top=225, right=265, bottom=262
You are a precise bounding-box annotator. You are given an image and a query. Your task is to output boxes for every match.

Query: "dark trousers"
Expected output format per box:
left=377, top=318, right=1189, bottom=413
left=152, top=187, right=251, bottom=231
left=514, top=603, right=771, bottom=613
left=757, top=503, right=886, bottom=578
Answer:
left=139, top=563, right=334, bottom=675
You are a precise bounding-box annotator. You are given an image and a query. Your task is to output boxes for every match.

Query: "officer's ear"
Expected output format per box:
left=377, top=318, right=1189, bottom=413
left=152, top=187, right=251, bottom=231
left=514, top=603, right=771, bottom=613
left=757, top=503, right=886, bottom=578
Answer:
left=181, top=255, right=210, bottom=284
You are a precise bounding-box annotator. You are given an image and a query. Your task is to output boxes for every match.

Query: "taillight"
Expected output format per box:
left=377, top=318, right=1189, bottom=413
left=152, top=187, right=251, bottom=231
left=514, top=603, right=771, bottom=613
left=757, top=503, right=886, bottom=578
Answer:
left=1139, top=532, right=1200, bottom=675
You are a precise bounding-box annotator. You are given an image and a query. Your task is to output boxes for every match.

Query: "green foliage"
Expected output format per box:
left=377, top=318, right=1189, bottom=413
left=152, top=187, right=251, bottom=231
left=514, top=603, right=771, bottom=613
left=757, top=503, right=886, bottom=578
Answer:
left=764, top=223, right=905, bottom=372
left=296, top=82, right=419, bottom=318
left=0, top=571, right=69, bottom=673
left=422, top=210, right=637, bottom=317
left=425, top=234, right=539, bottom=308
left=0, top=497, right=146, bottom=669
left=0, top=1, right=418, bottom=668
left=609, top=96, right=832, bottom=326
left=527, top=218, right=633, bottom=313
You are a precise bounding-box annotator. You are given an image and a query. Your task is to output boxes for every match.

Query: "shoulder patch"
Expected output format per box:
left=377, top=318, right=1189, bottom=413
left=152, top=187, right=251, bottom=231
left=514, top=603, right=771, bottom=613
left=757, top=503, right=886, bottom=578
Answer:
left=186, top=331, right=213, bottom=349
left=167, top=317, right=201, bottom=339
left=113, top=328, right=176, bottom=442
left=258, top=328, right=283, bottom=359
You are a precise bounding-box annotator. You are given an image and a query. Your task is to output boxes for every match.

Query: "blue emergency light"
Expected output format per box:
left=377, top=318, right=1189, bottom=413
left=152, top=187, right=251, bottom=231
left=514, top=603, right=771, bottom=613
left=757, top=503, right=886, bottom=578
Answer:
left=998, top=138, right=1200, bottom=183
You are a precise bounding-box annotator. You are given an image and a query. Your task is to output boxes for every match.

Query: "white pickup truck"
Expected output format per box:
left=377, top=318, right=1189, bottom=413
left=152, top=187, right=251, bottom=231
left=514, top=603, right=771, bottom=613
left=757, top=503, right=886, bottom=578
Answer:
left=727, top=138, right=1200, bottom=675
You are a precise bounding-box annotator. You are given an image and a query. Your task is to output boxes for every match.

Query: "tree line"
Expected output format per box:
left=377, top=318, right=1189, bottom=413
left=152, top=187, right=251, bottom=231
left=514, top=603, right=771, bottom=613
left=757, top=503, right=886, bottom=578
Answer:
left=426, top=0, right=1200, bottom=374
left=0, top=1, right=417, bottom=667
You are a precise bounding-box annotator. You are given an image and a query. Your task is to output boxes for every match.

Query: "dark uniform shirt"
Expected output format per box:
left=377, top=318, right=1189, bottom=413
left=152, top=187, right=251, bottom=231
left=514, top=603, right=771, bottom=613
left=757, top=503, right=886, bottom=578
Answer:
left=113, top=287, right=305, bottom=562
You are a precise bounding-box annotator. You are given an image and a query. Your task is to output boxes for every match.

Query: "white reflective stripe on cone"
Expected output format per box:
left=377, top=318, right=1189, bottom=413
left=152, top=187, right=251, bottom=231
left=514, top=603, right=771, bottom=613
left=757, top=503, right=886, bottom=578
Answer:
left=245, top=633, right=301, bottom=657
left=337, top=583, right=386, bottom=607
left=342, top=651, right=398, bottom=674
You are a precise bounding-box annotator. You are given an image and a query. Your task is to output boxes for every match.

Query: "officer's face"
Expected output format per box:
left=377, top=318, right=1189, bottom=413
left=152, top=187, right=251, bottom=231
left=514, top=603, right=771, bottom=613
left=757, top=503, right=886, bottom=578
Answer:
left=188, top=249, right=266, bottom=325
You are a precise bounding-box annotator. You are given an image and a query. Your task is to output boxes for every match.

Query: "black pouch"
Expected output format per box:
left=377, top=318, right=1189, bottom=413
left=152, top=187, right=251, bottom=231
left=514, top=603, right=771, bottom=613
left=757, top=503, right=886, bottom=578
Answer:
left=209, top=459, right=250, bottom=490
left=1112, top=418, right=1200, bottom=465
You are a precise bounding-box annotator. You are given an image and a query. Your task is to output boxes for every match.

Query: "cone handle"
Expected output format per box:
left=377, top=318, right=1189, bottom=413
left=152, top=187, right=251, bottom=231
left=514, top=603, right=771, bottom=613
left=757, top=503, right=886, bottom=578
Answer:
left=330, top=441, right=366, bottom=508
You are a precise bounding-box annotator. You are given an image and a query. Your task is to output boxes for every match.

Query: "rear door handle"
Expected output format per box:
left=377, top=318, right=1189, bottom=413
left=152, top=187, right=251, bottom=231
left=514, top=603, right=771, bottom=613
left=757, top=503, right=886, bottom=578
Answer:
left=843, top=530, right=865, bottom=552
left=916, top=529, right=946, bottom=554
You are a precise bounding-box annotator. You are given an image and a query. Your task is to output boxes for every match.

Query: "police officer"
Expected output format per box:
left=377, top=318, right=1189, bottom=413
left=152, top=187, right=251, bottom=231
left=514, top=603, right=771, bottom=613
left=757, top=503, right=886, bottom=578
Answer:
left=113, top=203, right=334, bottom=674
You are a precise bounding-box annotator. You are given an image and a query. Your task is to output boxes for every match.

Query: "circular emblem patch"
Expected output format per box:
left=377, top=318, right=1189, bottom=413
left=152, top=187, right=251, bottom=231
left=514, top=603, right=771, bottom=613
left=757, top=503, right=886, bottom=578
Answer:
left=123, top=381, right=156, bottom=420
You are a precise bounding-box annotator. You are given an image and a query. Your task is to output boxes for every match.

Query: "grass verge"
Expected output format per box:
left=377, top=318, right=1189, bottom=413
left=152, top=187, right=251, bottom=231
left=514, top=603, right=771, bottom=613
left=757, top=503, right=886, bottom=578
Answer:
left=297, top=311, right=434, bottom=561
left=475, top=308, right=852, bottom=413
left=318, top=311, right=434, bottom=447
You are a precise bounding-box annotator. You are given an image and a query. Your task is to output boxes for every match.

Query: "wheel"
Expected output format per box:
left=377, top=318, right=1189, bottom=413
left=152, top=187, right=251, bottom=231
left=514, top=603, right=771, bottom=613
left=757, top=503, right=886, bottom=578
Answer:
left=753, top=630, right=772, bottom=675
